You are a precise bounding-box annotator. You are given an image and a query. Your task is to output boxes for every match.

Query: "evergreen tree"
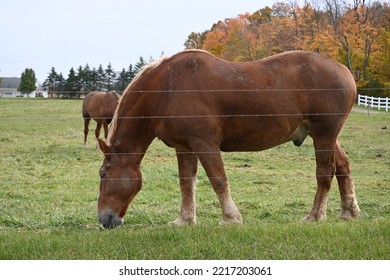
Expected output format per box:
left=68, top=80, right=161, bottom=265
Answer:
left=97, top=64, right=105, bottom=91
left=76, top=65, right=85, bottom=92
left=64, top=67, right=80, bottom=98
left=116, top=68, right=129, bottom=92
left=134, top=57, right=147, bottom=74
left=90, top=67, right=99, bottom=91
left=82, top=63, right=93, bottom=92
left=44, top=68, right=66, bottom=97
left=128, top=63, right=136, bottom=81
left=18, top=68, right=37, bottom=97
left=105, top=62, right=116, bottom=91
left=56, top=73, right=65, bottom=96
left=114, top=63, right=136, bottom=93
left=43, top=67, right=58, bottom=97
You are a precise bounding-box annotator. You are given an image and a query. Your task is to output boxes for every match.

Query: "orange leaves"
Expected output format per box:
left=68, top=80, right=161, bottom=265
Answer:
left=187, top=1, right=390, bottom=88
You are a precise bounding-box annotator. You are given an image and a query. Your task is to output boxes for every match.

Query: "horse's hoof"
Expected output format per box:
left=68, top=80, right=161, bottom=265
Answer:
left=220, top=217, right=243, bottom=225
left=169, top=218, right=196, bottom=226
left=301, top=215, right=315, bottom=222
left=301, top=213, right=327, bottom=222
left=339, top=209, right=360, bottom=220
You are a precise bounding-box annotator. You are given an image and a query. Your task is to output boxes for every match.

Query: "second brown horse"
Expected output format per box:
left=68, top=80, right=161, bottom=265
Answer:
left=82, top=91, right=121, bottom=147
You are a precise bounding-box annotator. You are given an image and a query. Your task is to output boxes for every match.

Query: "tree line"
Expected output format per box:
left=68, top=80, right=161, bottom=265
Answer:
left=184, top=0, right=390, bottom=97
left=42, top=57, right=149, bottom=98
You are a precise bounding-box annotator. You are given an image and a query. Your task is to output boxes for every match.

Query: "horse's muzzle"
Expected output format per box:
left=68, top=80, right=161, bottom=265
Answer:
left=98, top=210, right=124, bottom=229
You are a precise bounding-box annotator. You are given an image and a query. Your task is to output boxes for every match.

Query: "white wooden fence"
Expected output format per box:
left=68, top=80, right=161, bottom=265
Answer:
left=357, top=94, right=389, bottom=112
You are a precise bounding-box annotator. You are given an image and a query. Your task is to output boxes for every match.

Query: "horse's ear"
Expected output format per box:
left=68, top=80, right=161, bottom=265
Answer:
left=97, top=139, right=109, bottom=154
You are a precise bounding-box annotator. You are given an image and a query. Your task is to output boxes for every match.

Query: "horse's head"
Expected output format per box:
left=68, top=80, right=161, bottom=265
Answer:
left=96, top=139, right=142, bottom=229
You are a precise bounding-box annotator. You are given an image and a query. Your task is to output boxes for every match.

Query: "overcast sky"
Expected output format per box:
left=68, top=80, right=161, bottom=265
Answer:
left=1, top=0, right=279, bottom=82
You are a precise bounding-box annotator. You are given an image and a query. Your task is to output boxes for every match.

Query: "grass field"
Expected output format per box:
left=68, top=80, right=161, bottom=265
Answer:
left=0, top=98, right=389, bottom=260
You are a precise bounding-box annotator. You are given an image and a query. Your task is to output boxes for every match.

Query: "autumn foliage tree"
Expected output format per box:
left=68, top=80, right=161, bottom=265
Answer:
left=185, top=0, right=390, bottom=96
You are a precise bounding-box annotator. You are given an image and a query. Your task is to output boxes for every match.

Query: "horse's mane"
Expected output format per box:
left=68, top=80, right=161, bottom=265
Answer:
left=107, top=56, right=169, bottom=145
left=121, top=56, right=169, bottom=98
left=122, top=49, right=209, bottom=98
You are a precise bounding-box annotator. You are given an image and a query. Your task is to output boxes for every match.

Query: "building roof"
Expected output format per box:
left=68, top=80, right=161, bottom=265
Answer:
left=0, top=77, right=21, bottom=89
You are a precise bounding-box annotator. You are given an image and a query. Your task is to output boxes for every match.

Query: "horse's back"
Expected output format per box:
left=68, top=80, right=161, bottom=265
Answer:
left=83, top=91, right=104, bottom=117
left=152, top=50, right=356, bottom=108
left=83, top=91, right=119, bottom=120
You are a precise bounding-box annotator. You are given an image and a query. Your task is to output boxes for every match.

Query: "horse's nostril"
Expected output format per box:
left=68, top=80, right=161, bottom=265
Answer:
left=99, top=211, right=124, bottom=229
left=99, top=212, right=112, bottom=229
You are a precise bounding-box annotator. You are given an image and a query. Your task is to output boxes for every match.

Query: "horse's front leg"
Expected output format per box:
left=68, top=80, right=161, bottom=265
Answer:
left=83, top=118, right=90, bottom=147
left=169, top=151, right=198, bottom=226
left=95, top=122, right=102, bottom=139
left=94, top=122, right=103, bottom=149
left=197, top=151, right=243, bottom=224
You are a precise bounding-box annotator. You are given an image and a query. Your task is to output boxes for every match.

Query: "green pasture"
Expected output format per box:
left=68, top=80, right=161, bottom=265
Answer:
left=0, top=98, right=389, bottom=259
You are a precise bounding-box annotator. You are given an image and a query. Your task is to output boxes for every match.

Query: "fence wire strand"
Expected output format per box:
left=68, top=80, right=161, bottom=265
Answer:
left=0, top=172, right=382, bottom=186
left=0, top=112, right=354, bottom=121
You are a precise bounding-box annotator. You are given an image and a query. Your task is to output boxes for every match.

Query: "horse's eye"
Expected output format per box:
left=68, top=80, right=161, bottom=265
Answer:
left=100, top=173, right=106, bottom=179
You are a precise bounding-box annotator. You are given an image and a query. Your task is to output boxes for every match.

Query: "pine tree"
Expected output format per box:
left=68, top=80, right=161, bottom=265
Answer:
left=82, top=64, right=93, bottom=93
left=116, top=68, right=129, bottom=92
left=134, top=57, right=147, bottom=74
left=43, top=67, right=58, bottom=97
left=128, top=64, right=135, bottom=81
left=89, top=67, right=99, bottom=91
left=105, top=62, right=116, bottom=91
left=97, top=64, right=105, bottom=91
left=64, top=68, right=80, bottom=98
left=44, top=67, right=66, bottom=98
left=76, top=65, right=85, bottom=93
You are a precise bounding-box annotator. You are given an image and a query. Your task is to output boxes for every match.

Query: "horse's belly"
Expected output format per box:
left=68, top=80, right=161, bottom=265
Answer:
left=219, top=118, right=299, bottom=152
left=220, top=134, right=289, bottom=152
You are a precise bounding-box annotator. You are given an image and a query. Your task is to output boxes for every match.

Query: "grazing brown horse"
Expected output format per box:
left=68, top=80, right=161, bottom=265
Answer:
left=82, top=91, right=121, bottom=147
left=96, top=50, right=360, bottom=229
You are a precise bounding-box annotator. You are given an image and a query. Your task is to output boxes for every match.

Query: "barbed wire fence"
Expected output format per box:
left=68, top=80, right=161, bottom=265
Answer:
left=0, top=88, right=389, bottom=187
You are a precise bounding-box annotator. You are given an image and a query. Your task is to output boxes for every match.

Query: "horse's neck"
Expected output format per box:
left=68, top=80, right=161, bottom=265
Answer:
left=110, top=89, right=156, bottom=157
left=110, top=117, right=155, bottom=158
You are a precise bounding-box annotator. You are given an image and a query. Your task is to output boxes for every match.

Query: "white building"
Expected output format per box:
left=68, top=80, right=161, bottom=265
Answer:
left=0, top=77, right=48, bottom=98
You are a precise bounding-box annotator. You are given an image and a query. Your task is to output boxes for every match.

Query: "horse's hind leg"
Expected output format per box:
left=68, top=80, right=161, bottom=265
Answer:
left=170, top=152, right=199, bottom=226
left=83, top=118, right=90, bottom=147
left=335, top=141, right=360, bottom=220
left=303, top=138, right=336, bottom=221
